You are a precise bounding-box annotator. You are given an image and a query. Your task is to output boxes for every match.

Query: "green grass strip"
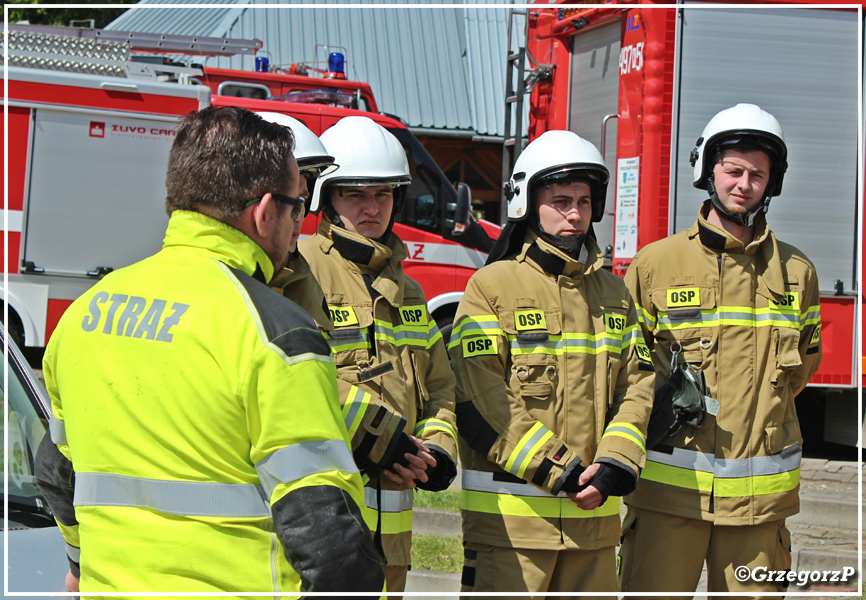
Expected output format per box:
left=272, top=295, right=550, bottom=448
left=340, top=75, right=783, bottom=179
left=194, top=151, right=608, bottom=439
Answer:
left=411, top=534, right=463, bottom=573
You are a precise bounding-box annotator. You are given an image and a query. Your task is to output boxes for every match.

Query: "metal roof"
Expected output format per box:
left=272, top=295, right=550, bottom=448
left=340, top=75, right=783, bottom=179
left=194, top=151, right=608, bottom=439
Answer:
left=106, top=0, right=522, bottom=137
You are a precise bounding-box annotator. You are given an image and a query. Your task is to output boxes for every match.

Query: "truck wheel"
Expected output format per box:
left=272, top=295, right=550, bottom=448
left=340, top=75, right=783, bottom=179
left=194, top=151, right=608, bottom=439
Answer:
left=435, top=314, right=455, bottom=346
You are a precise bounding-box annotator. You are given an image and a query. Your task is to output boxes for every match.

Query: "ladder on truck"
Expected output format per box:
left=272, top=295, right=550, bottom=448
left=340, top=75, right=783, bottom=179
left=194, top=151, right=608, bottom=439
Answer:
left=2, top=23, right=262, bottom=82
left=500, top=8, right=554, bottom=225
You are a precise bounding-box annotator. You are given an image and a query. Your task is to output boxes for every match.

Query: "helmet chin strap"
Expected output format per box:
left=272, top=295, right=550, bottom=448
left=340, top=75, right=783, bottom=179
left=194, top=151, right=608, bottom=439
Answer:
left=706, top=175, right=771, bottom=228
left=533, top=222, right=587, bottom=259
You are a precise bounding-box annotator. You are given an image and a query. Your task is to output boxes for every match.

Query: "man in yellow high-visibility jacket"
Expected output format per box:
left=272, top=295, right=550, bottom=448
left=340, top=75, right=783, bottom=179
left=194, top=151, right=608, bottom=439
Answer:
left=619, top=104, right=822, bottom=597
left=34, top=106, right=384, bottom=596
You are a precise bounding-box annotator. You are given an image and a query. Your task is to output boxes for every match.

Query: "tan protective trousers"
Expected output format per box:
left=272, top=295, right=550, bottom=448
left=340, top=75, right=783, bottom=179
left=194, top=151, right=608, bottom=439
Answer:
left=618, top=506, right=792, bottom=599
left=384, top=564, right=408, bottom=597
left=460, top=542, right=616, bottom=599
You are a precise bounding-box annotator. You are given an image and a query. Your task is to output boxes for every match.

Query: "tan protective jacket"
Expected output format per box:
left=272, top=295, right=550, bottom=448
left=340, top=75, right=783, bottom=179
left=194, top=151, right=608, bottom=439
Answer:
left=271, top=251, right=332, bottom=333
left=624, top=202, right=822, bottom=525
left=450, top=231, right=654, bottom=550
left=298, top=221, right=458, bottom=565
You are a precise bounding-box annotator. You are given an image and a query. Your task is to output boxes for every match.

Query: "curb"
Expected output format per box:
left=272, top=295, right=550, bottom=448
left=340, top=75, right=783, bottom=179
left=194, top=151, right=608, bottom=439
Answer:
left=789, top=495, right=862, bottom=530
left=405, top=569, right=460, bottom=595
left=794, top=545, right=861, bottom=574
left=413, top=507, right=461, bottom=538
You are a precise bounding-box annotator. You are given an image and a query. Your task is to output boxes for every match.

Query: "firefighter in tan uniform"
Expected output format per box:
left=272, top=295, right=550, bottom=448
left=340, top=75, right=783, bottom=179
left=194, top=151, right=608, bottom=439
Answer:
left=619, top=104, right=823, bottom=597
left=298, top=116, right=459, bottom=594
left=257, top=112, right=335, bottom=328
left=450, top=131, right=654, bottom=596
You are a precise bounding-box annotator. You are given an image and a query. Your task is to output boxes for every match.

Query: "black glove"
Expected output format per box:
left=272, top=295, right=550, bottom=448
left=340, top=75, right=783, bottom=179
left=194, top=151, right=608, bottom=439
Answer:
left=551, top=459, right=586, bottom=495
left=581, top=462, right=636, bottom=504
left=375, top=431, right=419, bottom=471
left=415, top=445, right=457, bottom=492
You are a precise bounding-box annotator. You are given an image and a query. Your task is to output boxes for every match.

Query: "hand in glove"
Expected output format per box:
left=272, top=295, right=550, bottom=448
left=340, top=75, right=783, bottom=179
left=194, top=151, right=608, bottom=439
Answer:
left=568, top=462, right=636, bottom=509
left=381, top=434, right=436, bottom=488
left=415, top=445, right=457, bottom=492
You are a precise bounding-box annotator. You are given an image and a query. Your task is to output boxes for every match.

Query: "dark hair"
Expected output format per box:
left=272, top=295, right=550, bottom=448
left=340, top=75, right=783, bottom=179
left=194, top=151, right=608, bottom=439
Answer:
left=165, top=106, right=295, bottom=220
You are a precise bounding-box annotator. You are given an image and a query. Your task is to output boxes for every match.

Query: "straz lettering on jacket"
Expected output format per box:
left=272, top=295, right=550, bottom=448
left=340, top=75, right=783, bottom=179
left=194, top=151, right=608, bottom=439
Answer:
left=81, top=292, right=189, bottom=342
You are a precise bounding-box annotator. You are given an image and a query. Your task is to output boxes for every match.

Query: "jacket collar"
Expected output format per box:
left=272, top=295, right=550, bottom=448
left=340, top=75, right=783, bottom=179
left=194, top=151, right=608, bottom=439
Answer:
left=270, top=250, right=309, bottom=289
left=692, top=200, right=786, bottom=297
left=162, top=210, right=274, bottom=283
left=316, top=220, right=407, bottom=305
left=694, top=200, right=771, bottom=254
left=517, top=229, right=603, bottom=279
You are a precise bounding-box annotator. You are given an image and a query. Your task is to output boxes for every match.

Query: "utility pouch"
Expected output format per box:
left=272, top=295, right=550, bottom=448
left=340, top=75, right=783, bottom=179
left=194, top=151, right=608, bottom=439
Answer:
left=646, top=346, right=718, bottom=450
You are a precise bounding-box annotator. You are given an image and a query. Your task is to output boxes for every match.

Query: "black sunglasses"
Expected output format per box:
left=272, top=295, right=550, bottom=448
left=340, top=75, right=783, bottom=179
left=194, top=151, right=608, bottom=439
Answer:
left=245, top=194, right=305, bottom=220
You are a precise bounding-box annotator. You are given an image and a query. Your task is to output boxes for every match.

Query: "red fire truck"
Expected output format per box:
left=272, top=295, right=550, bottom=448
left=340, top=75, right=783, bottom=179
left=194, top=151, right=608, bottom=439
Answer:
left=3, top=24, right=498, bottom=351
left=510, top=2, right=860, bottom=445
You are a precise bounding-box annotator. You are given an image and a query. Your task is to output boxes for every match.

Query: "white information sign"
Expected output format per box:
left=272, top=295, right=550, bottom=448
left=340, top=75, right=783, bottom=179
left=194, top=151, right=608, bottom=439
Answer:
left=614, top=157, right=639, bottom=259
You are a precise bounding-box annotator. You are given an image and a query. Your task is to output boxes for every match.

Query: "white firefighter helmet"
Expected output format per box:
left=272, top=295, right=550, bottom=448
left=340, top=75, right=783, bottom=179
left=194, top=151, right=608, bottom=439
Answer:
left=690, top=103, right=787, bottom=197
left=309, top=116, right=411, bottom=215
left=255, top=112, right=336, bottom=172
left=503, top=130, right=609, bottom=222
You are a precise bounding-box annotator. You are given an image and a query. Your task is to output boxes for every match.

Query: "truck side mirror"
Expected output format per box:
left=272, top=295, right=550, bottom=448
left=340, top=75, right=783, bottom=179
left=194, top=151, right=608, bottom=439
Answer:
left=448, top=183, right=472, bottom=236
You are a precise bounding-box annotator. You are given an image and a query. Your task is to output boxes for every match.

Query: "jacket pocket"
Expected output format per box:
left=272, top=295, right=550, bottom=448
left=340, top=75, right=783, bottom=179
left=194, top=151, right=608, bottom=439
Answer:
left=765, top=419, right=803, bottom=456
left=770, top=327, right=801, bottom=389
left=410, top=349, right=430, bottom=412
left=510, top=354, right=557, bottom=415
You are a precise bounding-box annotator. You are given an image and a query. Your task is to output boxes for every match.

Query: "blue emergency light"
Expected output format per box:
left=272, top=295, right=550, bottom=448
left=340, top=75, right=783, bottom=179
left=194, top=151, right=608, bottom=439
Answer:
left=328, top=52, right=345, bottom=76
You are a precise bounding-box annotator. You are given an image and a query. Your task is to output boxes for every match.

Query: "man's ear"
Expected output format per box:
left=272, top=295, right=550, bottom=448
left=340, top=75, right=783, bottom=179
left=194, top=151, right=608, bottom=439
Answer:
left=250, top=193, right=275, bottom=238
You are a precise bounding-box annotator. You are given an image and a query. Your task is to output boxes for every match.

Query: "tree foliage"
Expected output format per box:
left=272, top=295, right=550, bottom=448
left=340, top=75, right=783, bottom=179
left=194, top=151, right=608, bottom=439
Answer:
left=6, top=1, right=129, bottom=29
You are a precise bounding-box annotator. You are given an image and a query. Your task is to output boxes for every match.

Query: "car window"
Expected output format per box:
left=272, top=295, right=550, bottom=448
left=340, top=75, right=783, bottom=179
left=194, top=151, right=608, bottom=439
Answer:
left=4, top=351, right=49, bottom=501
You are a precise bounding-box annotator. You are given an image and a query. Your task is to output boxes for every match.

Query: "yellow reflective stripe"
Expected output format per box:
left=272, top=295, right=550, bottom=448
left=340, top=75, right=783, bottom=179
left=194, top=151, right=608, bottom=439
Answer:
left=461, top=489, right=619, bottom=519
left=641, top=461, right=714, bottom=493
left=504, top=422, right=553, bottom=479
left=508, top=331, right=627, bottom=357
left=714, top=469, right=800, bottom=498
left=449, top=315, right=503, bottom=349
left=657, top=305, right=805, bottom=331
left=602, top=422, right=646, bottom=452
left=57, top=520, right=80, bottom=547
left=427, top=319, right=443, bottom=348
left=414, top=418, right=458, bottom=446
left=362, top=508, right=413, bottom=535
left=342, top=385, right=371, bottom=439
left=373, top=319, right=428, bottom=348
left=635, top=303, right=656, bottom=328
left=330, top=339, right=369, bottom=353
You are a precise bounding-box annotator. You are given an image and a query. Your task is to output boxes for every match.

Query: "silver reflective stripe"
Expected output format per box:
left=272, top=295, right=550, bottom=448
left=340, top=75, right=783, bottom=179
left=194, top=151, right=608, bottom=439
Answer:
left=509, top=426, right=550, bottom=476
left=646, top=448, right=715, bottom=473
left=256, top=439, right=359, bottom=499
left=374, top=324, right=427, bottom=344
left=622, top=328, right=643, bottom=344
left=509, top=336, right=623, bottom=353
left=343, top=386, right=369, bottom=431
left=364, top=487, right=414, bottom=512
left=715, top=446, right=802, bottom=478
left=49, top=416, right=67, bottom=445
left=647, top=446, right=803, bottom=478
left=657, top=310, right=800, bottom=328
left=74, top=473, right=269, bottom=518
left=463, top=469, right=565, bottom=499
left=605, top=425, right=646, bottom=445
left=65, top=543, right=80, bottom=563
